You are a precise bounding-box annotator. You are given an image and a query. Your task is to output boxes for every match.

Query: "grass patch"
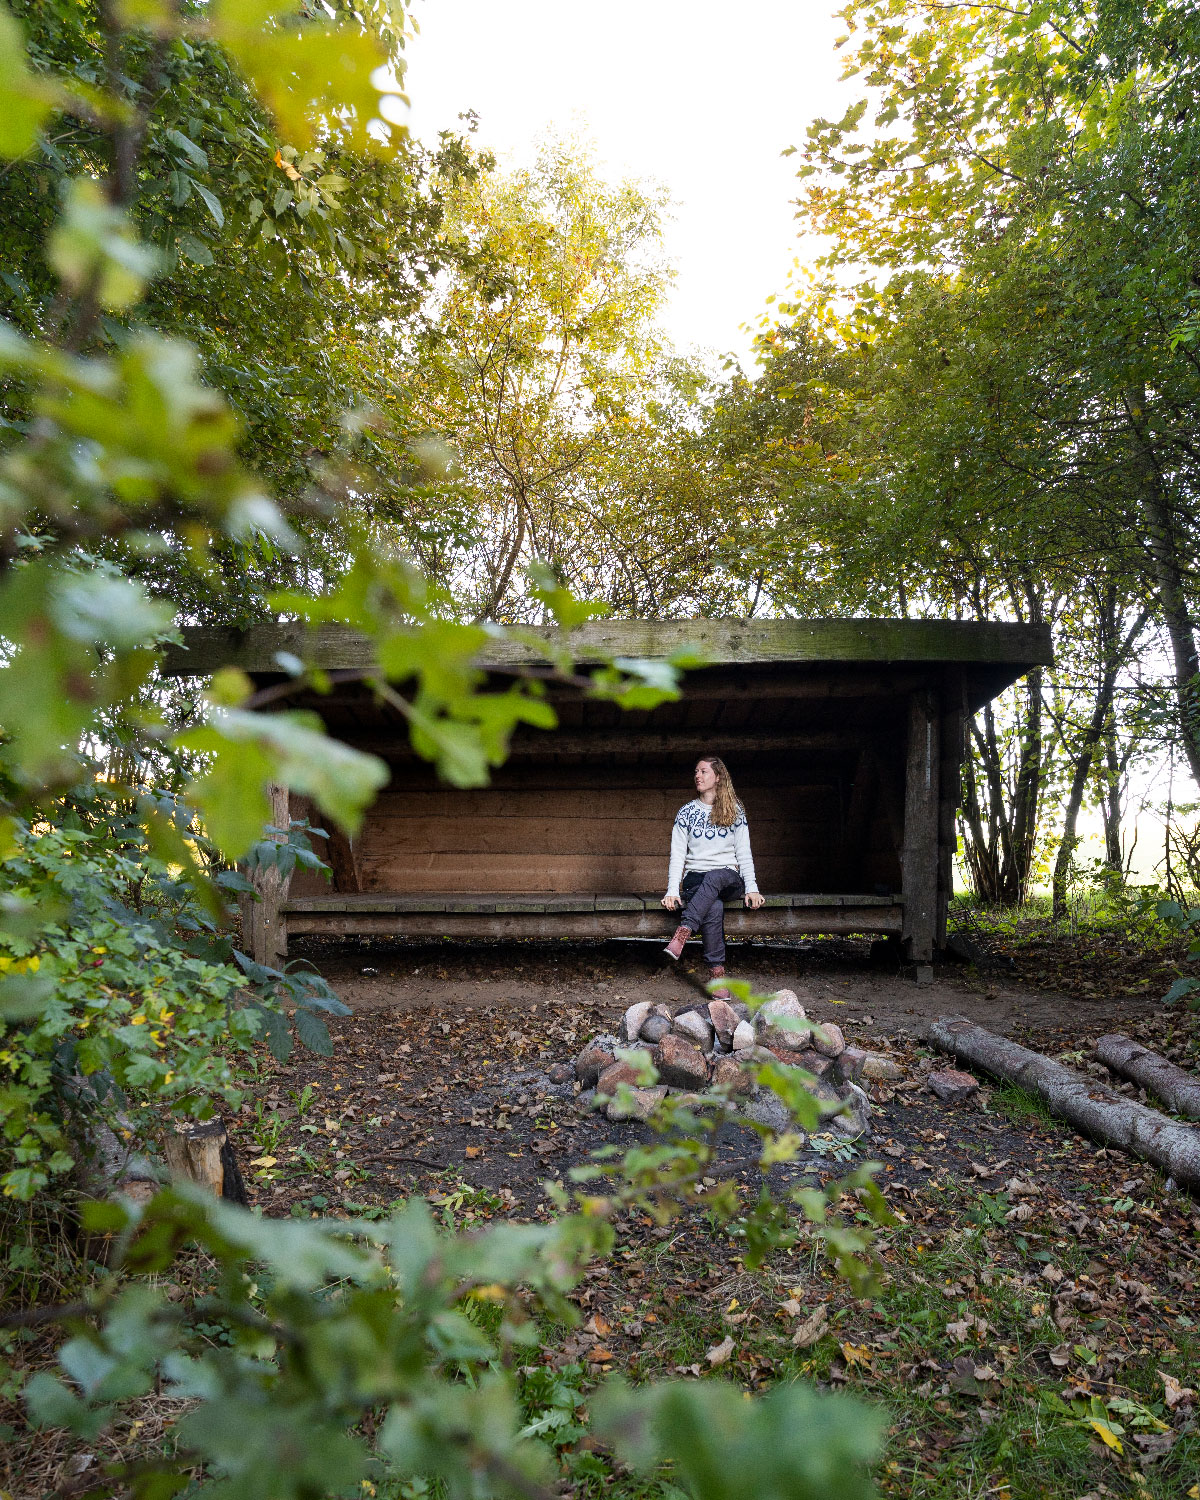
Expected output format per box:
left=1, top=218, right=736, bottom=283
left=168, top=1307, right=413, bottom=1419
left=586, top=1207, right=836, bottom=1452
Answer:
left=991, top=1084, right=1057, bottom=1130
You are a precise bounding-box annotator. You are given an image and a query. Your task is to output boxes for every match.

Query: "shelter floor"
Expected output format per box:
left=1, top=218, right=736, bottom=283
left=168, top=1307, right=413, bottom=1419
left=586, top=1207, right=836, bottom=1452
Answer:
left=288, top=934, right=1162, bottom=1038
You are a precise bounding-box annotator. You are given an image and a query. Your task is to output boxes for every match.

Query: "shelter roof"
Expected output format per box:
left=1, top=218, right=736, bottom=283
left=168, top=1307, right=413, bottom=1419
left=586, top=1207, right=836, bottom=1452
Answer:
left=164, top=616, right=1051, bottom=681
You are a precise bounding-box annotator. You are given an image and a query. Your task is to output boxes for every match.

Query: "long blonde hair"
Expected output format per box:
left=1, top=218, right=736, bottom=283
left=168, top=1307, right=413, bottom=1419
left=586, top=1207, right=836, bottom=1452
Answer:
left=697, top=755, right=743, bottom=830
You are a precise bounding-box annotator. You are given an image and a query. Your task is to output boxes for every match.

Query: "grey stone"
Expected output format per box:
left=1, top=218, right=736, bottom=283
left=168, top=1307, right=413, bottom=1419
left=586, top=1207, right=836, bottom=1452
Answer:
left=813, top=1022, right=846, bottom=1058
left=862, top=1053, right=903, bottom=1082
left=732, top=1019, right=756, bottom=1051
left=639, top=1013, right=671, bottom=1044
left=619, top=1002, right=653, bottom=1045
left=674, top=1010, right=715, bottom=1051
left=757, top=991, right=809, bottom=1052
left=708, top=998, right=739, bottom=1047
left=833, top=1082, right=873, bottom=1139
left=740, top=1092, right=803, bottom=1135
left=607, top=1085, right=668, bottom=1122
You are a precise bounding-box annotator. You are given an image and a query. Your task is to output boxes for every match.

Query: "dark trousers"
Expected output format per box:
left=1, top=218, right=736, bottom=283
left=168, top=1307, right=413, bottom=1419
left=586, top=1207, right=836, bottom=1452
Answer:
left=680, top=868, right=745, bottom=966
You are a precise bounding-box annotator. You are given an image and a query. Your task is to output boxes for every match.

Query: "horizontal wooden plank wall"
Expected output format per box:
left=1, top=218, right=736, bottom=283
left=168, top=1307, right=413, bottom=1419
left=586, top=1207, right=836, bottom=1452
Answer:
left=289, top=749, right=904, bottom=899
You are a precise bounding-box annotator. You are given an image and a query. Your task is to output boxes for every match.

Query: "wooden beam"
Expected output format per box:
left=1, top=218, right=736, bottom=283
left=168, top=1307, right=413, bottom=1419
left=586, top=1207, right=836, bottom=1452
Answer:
left=351, top=731, right=877, bottom=761
left=282, top=891, right=902, bottom=915
left=901, top=689, right=940, bottom=971
left=162, top=618, right=1054, bottom=678
left=284, top=904, right=905, bottom=942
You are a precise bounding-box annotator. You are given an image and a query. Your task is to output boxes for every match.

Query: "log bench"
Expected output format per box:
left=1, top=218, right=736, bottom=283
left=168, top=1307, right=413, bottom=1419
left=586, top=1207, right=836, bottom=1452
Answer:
left=277, top=891, right=904, bottom=945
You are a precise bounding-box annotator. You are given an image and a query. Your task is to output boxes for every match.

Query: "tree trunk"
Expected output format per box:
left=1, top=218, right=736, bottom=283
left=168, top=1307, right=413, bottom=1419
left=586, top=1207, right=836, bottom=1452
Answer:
left=928, top=1016, right=1200, bottom=1192
left=1051, top=677, right=1116, bottom=919
left=1101, top=727, right=1124, bottom=871
left=960, top=671, right=1044, bottom=906
left=1129, top=394, right=1200, bottom=789
left=1095, top=1034, right=1200, bottom=1121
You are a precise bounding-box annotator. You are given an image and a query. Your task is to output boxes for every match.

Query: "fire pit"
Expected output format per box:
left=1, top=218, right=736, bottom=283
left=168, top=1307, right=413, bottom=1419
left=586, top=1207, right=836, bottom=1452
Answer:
left=573, top=989, right=880, bottom=1139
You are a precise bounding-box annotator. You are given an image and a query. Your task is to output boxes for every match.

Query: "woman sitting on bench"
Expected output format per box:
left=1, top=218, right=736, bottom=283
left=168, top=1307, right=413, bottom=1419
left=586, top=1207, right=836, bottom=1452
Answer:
left=661, top=755, right=764, bottom=997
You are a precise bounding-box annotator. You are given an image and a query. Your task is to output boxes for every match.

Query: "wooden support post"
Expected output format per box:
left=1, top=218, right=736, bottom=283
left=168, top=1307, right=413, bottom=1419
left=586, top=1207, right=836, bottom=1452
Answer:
left=241, top=784, right=292, bottom=968
left=902, top=689, right=940, bottom=979
left=325, top=825, right=363, bottom=893
left=936, top=675, right=966, bottom=948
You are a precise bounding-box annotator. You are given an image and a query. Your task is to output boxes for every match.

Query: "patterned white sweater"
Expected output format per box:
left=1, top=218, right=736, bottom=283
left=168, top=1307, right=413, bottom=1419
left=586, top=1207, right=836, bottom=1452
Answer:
left=666, top=799, right=759, bottom=899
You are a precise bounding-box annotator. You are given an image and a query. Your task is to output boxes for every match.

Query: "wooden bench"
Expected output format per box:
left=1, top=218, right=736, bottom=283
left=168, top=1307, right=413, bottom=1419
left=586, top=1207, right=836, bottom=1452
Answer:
left=274, top=891, right=904, bottom=949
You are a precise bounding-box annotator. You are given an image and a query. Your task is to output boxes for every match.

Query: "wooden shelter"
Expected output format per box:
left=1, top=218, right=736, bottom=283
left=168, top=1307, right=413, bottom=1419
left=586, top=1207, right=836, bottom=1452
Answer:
left=164, top=618, right=1052, bottom=981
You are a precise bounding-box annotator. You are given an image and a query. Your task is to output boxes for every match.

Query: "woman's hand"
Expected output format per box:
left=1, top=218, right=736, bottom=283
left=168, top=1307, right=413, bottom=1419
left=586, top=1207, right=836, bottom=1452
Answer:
left=661, top=893, right=681, bottom=911
left=744, top=891, right=765, bottom=910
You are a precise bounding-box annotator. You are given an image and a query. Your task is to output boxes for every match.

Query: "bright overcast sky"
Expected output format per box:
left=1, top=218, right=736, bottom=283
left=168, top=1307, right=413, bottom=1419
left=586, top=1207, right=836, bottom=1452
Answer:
left=402, top=0, right=852, bottom=365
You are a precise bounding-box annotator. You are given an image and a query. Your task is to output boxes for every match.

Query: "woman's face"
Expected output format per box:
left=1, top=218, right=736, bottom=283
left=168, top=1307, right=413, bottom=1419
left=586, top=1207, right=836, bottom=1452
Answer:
left=694, top=760, right=719, bottom=796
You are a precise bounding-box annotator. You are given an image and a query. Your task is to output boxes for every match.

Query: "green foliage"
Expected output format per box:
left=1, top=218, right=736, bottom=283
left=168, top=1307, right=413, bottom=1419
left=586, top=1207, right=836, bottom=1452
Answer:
left=0, top=793, right=256, bottom=1199
left=595, top=1377, right=884, bottom=1500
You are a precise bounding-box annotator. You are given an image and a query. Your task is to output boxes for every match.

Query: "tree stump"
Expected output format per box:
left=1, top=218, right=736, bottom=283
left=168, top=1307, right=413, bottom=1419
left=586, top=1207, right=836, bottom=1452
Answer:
left=164, top=1119, right=249, bottom=1205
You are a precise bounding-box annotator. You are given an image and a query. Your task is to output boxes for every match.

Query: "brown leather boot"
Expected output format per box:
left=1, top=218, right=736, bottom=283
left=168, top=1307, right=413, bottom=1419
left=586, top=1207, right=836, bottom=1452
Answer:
left=664, top=924, right=693, bottom=959
left=708, top=965, right=731, bottom=1000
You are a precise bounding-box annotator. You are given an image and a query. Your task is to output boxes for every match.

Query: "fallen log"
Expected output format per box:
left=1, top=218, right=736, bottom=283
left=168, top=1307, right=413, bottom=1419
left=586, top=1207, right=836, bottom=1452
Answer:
left=928, top=1016, right=1200, bottom=1195
left=1095, top=1033, right=1200, bottom=1121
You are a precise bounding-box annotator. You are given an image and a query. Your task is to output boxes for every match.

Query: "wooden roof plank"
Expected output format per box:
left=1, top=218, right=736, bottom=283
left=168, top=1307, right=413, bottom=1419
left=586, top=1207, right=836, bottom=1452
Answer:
left=162, top=617, right=1053, bottom=678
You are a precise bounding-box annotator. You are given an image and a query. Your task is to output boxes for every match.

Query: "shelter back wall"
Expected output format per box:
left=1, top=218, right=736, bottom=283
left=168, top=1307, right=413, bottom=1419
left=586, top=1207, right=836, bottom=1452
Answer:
left=291, top=750, right=904, bottom=897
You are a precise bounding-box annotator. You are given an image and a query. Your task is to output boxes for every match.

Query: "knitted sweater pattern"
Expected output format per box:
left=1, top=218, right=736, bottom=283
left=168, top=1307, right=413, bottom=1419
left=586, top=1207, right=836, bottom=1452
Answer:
left=666, top=799, right=758, bottom=899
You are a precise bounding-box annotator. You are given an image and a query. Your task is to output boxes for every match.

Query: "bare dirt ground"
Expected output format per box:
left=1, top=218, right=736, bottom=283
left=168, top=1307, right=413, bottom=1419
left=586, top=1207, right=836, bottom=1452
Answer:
left=238, top=935, right=1176, bottom=1219
left=297, top=932, right=1163, bottom=1033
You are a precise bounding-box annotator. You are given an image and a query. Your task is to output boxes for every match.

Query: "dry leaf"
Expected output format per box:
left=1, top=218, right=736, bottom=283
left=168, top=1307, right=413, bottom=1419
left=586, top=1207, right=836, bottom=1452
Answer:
left=1049, top=1345, right=1072, bottom=1368
left=1159, top=1370, right=1197, bottom=1409
left=464, top=1146, right=483, bottom=1158
left=584, top=1313, right=612, bottom=1338
left=791, top=1303, right=828, bottom=1348
left=779, top=1298, right=804, bottom=1318
left=706, top=1335, right=736, bottom=1367
left=248, top=1155, right=277, bottom=1168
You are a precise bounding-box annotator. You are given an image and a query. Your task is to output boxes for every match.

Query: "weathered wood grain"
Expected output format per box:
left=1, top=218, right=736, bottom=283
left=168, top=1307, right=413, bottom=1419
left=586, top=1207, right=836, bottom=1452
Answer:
left=162, top=617, right=1054, bottom=677
left=283, top=904, right=905, bottom=941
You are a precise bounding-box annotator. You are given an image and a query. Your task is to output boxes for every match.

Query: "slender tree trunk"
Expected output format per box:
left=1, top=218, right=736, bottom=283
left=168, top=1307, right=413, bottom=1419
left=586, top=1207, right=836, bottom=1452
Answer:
left=1009, top=665, right=1044, bottom=904
left=1102, top=727, right=1124, bottom=871
left=1128, top=394, right=1200, bottom=787
left=1052, top=671, right=1120, bottom=919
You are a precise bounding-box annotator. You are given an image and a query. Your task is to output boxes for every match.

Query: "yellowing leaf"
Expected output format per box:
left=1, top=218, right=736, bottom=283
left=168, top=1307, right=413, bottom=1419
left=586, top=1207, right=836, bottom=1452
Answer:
left=1086, top=1418, right=1123, bottom=1455
left=248, top=1155, right=276, bottom=1167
